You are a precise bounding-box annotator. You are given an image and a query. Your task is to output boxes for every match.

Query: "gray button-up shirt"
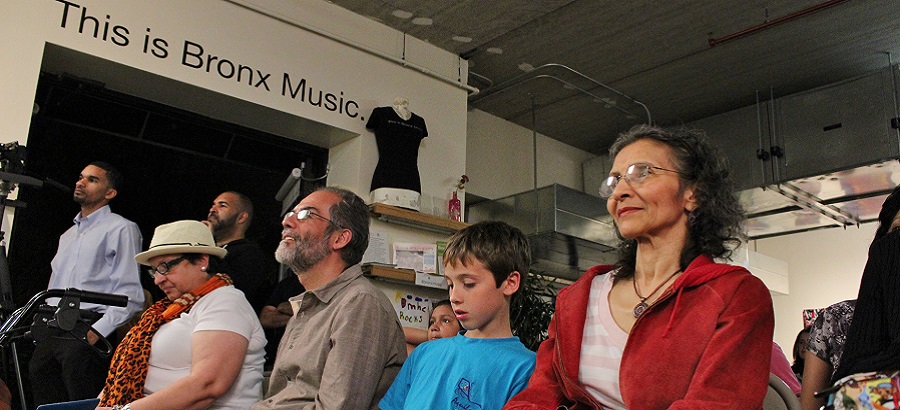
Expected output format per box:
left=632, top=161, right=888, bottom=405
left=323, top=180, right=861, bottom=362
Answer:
left=254, top=264, right=406, bottom=409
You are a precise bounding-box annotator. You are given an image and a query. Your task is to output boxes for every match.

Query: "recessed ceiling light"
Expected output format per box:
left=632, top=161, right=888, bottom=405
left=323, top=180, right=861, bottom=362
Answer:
left=392, top=10, right=413, bottom=19
left=412, top=17, right=433, bottom=25
left=518, top=62, right=534, bottom=72
left=486, top=47, right=503, bottom=54
left=452, top=36, right=473, bottom=43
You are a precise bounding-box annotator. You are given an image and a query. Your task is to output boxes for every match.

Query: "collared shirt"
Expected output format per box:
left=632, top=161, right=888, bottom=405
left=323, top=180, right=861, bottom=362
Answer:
left=254, top=264, right=406, bottom=410
left=48, top=205, right=144, bottom=336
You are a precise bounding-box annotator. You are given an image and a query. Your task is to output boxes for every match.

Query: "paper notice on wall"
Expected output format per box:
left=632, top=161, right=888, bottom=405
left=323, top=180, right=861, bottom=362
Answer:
left=393, top=242, right=437, bottom=273
left=415, top=272, right=447, bottom=289
left=435, top=240, right=447, bottom=275
left=362, top=231, right=391, bottom=265
left=391, top=291, right=431, bottom=329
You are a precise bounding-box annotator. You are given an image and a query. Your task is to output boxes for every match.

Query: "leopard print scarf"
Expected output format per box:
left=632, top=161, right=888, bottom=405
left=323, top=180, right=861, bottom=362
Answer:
left=98, top=273, right=233, bottom=406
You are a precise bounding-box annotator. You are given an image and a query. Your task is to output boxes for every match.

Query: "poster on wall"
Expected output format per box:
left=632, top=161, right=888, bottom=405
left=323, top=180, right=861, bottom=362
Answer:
left=802, top=308, right=825, bottom=328
left=393, top=243, right=437, bottom=273
left=362, top=231, right=391, bottom=265
left=391, top=291, right=431, bottom=329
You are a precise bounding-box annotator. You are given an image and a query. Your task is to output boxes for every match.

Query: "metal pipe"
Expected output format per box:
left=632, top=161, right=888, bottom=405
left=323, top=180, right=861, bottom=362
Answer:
left=531, top=95, right=540, bottom=235
left=887, top=53, right=900, bottom=153
left=708, top=0, right=849, bottom=47
left=756, top=90, right=767, bottom=184
left=490, top=74, right=649, bottom=123
left=470, top=63, right=651, bottom=124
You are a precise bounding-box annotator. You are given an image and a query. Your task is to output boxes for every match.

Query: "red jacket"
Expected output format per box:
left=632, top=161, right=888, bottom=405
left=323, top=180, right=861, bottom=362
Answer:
left=504, top=255, right=774, bottom=409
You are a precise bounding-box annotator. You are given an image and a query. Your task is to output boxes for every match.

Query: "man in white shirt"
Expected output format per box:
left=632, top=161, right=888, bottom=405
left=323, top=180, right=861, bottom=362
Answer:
left=28, top=161, right=144, bottom=406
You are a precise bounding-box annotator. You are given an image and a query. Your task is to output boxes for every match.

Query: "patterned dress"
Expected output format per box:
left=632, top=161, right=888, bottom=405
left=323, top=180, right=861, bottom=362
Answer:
left=807, top=299, right=856, bottom=374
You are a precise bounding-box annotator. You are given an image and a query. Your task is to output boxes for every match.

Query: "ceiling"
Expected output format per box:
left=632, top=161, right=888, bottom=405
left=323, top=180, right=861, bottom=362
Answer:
left=327, top=0, right=900, bottom=155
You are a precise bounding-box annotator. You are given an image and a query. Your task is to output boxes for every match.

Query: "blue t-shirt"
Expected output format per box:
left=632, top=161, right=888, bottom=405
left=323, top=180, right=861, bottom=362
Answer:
left=380, top=334, right=536, bottom=410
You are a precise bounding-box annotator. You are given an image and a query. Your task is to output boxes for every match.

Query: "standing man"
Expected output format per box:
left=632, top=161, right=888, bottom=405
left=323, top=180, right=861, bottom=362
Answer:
left=254, top=187, right=406, bottom=410
left=29, top=161, right=144, bottom=406
left=206, top=191, right=273, bottom=313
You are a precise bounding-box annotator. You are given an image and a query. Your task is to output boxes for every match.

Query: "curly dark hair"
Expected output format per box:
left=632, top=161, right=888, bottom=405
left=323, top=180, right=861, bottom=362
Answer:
left=608, top=124, right=745, bottom=278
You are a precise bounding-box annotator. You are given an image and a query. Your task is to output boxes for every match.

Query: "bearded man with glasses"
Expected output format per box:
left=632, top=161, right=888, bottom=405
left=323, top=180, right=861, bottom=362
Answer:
left=253, top=187, right=406, bottom=410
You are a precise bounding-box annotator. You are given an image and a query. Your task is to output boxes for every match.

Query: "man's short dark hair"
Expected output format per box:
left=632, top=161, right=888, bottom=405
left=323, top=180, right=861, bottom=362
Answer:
left=89, top=161, right=123, bottom=191
left=224, top=191, right=255, bottom=226
left=442, top=221, right=531, bottom=294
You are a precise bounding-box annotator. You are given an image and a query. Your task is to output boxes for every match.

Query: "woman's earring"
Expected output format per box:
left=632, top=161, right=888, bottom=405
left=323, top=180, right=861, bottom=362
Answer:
left=201, top=266, right=207, bottom=272
left=687, top=209, right=697, bottom=225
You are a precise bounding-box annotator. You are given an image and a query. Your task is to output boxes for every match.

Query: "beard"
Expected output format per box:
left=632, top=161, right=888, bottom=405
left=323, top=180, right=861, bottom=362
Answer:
left=275, top=230, right=331, bottom=273
left=208, top=212, right=238, bottom=236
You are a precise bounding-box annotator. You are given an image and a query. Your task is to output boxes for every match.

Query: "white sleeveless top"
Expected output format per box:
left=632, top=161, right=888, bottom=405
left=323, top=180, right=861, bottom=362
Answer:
left=579, top=273, right=628, bottom=410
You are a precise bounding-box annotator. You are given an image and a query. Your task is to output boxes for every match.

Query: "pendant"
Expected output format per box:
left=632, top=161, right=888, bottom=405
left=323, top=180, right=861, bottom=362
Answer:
left=633, top=301, right=648, bottom=318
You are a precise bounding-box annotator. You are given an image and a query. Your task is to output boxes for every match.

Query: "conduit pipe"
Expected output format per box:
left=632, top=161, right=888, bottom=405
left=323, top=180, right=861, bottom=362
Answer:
left=708, top=0, right=850, bottom=47
left=470, top=64, right=651, bottom=124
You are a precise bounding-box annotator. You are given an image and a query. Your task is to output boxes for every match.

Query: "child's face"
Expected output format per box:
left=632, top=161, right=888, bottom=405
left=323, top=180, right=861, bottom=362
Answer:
left=445, top=258, right=519, bottom=338
left=428, top=304, right=460, bottom=340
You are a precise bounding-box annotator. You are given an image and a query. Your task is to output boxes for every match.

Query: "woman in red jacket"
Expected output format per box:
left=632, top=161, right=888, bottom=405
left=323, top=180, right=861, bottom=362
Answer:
left=505, top=125, right=774, bottom=409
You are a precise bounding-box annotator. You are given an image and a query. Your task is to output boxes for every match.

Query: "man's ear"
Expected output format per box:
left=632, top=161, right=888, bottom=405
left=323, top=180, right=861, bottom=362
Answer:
left=237, top=211, right=249, bottom=225
left=330, top=228, right=352, bottom=251
left=104, top=188, right=118, bottom=201
left=502, top=271, right=521, bottom=296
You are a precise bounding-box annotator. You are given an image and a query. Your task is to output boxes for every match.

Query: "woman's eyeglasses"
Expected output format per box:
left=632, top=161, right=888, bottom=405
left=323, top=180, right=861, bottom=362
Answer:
left=147, top=255, right=187, bottom=279
left=599, top=162, right=686, bottom=198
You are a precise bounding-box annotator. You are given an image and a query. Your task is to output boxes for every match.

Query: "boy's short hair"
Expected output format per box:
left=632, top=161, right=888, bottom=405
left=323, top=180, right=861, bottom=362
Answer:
left=443, top=221, right=531, bottom=294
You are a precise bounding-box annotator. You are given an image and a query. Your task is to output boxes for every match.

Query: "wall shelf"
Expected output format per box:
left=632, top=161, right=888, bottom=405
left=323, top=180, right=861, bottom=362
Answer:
left=362, top=264, right=417, bottom=283
left=369, top=203, right=467, bottom=235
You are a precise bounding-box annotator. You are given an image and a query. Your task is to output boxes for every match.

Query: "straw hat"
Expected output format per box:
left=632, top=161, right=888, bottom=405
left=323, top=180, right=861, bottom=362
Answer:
left=135, top=220, right=228, bottom=266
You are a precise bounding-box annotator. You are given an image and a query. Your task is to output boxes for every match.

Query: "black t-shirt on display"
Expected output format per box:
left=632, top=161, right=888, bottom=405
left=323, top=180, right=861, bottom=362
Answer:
left=366, top=106, right=428, bottom=193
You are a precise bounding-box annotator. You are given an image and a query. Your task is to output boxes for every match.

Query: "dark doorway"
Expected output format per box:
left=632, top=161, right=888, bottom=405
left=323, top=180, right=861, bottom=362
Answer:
left=7, top=72, right=329, bottom=307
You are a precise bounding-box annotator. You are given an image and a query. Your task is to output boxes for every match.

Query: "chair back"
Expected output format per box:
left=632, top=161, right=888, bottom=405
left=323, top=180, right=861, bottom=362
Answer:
left=764, top=373, right=801, bottom=410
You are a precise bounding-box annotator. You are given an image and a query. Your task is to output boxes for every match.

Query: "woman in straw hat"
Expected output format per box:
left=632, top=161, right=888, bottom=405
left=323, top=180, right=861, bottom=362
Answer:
left=97, top=220, right=266, bottom=410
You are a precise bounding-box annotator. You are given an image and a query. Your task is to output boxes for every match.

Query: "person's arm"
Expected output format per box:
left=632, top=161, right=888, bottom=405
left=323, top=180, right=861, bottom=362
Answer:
left=503, top=313, right=567, bottom=409
left=800, top=354, right=833, bottom=410
left=403, top=326, right=428, bottom=355
left=378, top=348, right=418, bottom=410
left=259, top=301, right=292, bottom=329
left=770, top=342, right=802, bottom=395
left=92, top=223, right=145, bottom=338
left=668, top=275, right=774, bottom=409
left=121, top=330, right=249, bottom=410
left=316, top=293, right=405, bottom=409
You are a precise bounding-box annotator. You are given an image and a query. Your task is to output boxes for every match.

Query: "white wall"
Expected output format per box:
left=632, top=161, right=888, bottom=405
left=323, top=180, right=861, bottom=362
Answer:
left=466, top=109, right=595, bottom=199
left=1, top=1, right=470, bottom=317
left=756, top=222, right=875, bottom=352
left=1, top=0, right=467, bottom=247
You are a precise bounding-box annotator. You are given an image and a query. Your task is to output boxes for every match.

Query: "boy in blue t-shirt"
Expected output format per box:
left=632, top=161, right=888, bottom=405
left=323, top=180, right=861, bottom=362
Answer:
left=380, top=221, right=537, bottom=410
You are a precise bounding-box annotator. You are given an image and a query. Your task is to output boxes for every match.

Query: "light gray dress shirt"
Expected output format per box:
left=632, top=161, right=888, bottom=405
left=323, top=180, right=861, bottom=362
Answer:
left=254, top=264, right=406, bottom=410
left=48, top=204, right=144, bottom=336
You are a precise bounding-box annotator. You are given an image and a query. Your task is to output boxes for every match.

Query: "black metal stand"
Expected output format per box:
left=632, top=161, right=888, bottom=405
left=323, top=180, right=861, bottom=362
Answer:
left=0, top=171, right=43, bottom=313
left=0, top=289, right=128, bottom=410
